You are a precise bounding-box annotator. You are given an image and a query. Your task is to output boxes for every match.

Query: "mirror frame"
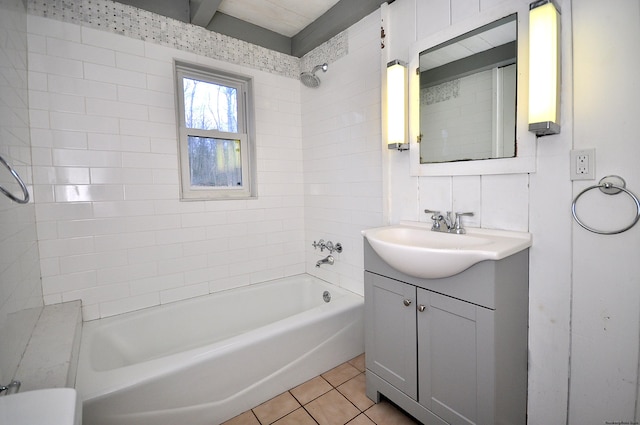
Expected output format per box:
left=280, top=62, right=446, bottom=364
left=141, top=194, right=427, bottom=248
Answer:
left=409, top=3, right=536, bottom=176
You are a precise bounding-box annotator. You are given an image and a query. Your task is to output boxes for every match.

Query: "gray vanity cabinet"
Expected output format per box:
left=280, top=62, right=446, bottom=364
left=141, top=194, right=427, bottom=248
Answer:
left=364, top=240, right=528, bottom=425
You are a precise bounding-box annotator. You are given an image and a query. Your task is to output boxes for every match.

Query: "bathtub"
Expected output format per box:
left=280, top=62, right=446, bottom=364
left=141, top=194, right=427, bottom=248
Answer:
left=76, top=274, right=364, bottom=425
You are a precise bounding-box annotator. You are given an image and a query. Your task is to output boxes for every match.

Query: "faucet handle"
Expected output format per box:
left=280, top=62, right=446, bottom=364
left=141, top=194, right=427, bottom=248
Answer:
left=424, top=209, right=441, bottom=218
left=453, top=212, right=474, bottom=234
left=424, top=209, right=442, bottom=230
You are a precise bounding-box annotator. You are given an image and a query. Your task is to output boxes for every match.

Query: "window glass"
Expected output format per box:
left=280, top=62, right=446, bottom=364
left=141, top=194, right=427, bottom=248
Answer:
left=175, top=62, right=255, bottom=200
left=182, top=78, right=238, bottom=132
left=187, top=136, right=242, bottom=188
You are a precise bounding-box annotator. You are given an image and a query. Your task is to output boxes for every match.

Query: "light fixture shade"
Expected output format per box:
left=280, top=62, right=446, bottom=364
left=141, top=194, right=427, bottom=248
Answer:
left=528, top=0, right=561, bottom=136
left=386, top=60, right=409, bottom=150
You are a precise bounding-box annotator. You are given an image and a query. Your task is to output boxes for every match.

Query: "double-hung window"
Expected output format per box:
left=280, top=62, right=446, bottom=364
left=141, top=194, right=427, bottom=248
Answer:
left=175, top=62, right=255, bottom=200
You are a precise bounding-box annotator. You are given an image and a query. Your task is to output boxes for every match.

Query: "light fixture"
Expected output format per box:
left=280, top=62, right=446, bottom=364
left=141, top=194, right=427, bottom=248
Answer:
left=386, top=60, right=409, bottom=150
left=528, top=0, right=561, bottom=136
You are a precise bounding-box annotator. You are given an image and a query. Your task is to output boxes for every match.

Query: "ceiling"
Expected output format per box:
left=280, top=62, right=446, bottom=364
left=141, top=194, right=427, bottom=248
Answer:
left=119, top=0, right=388, bottom=57
left=197, top=0, right=342, bottom=37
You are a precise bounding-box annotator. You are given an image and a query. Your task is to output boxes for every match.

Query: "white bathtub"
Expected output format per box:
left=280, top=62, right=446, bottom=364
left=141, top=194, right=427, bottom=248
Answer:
left=76, top=274, right=364, bottom=425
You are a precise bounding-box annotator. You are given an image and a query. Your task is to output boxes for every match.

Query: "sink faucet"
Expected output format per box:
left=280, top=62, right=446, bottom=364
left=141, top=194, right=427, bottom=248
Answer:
left=315, top=255, right=334, bottom=268
left=424, top=209, right=474, bottom=234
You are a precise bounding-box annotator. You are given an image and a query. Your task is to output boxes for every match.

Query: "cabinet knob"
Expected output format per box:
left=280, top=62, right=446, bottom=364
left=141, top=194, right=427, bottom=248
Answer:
left=403, top=299, right=412, bottom=307
left=418, top=304, right=426, bottom=312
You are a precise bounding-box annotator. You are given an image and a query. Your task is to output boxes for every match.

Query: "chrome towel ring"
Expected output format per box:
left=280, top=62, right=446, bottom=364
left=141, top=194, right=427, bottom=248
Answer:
left=0, top=154, right=30, bottom=204
left=571, top=175, right=640, bottom=235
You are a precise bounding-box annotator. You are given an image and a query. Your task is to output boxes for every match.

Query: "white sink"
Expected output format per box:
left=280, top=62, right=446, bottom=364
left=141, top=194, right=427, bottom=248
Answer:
left=362, top=221, right=532, bottom=279
left=0, top=388, right=81, bottom=425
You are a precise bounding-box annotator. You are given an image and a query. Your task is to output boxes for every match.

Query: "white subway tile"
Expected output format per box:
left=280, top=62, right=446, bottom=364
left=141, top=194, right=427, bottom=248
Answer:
left=119, top=119, right=175, bottom=139
left=117, top=85, right=174, bottom=107
left=121, top=152, right=176, bottom=169
left=48, top=74, right=118, bottom=100
left=39, top=257, right=60, bottom=277
left=115, top=51, right=172, bottom=76
left=84, top=62, right=146, bottom=88
left=35, top=201, right=93, bottom=221
left=42, top=270, right=97, bottom=295
left=93, top=231, right=156, bottom=252
left=99, top=292, right=160, bottom=319
left=160, top=282, right=209, bottom=305
left=129, top=272, right=184, bottom=296
left=50, top=111, right=118, bottom=133
left=63, top=282, right=130, bottom=306
left=86, top=98, right=148, bottom=121
left=81, top=26, right=144, bottom=56
left=38, top=236, right=95, bottom=259
left=146, top=75, right=174, bottom=94
left=92, top=201, right=155, bottom=218
left=87, top=134, right=150, bottom=153
left=52, top=149, right=121, bottom=167
left=127, top=243, right=182, bottom=265
left=54, top=184, right=124, bottom=202
left=28, top=71, right=48, bottom=92
left=46, top=37, right=116, bottom=66
left=27, top=16, right=81, bottom=41
left=28, top=52, right=83, bottom=78
left=28, top=109, right=50, bottom=129
left=96, top=262, right=157, bottom=286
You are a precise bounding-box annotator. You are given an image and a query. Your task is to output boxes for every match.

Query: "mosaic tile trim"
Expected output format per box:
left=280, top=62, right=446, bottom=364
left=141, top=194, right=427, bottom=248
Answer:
left=421, top=80, right=460, bottom=105
left=300, top=31, right=348, bottom=75
left=27, top=0, right=350, bottom=80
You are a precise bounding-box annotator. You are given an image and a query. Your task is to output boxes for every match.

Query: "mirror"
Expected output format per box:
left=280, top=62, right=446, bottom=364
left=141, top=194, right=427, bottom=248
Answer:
left=418, top=15, right=517, bottom=164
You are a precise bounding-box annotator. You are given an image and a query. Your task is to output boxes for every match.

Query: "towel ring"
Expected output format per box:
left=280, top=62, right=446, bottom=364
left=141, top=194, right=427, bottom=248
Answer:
left=0, top=154, right=30, bottom=204
left=571, top=175, right=640, bottom=235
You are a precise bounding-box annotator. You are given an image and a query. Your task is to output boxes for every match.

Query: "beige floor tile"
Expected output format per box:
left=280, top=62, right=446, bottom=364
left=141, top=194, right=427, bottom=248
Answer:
left=337, top=373, right=374, bottom=411
left=221, top=410, right=260, bottom=425
left=291, top=376, right=333, bottom=405
left=364, top=400, right=421, bottom=425
left=306, top=389, right=360, bottom=425
left=348, top=353, right=366, bottom=372
left=322, top=362, right=361, bottom=387
left=272, top=407, right=317, bottom=425
left=347, top=413, right=376, bottom=425
left=252, top=392, right=301, bottom=424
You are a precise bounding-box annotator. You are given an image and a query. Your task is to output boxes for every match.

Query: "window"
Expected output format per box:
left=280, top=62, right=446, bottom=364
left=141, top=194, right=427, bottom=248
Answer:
left=175, top=62, right=256, bottom=200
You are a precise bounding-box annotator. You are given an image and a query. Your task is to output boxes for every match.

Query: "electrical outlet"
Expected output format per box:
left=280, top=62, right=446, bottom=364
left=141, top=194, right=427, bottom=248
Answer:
left=570, top=149, right=596, bottom=180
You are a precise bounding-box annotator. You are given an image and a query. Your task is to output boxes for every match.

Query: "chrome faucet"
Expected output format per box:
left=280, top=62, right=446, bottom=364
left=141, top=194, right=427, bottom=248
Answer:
left=424, top=209, right=474, bottom=234
left=315, top=255, right=334, bottom=268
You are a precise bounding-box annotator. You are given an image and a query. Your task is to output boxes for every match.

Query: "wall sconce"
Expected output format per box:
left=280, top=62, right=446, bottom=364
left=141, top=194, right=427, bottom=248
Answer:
left=528, top=0, right=561, bottom=136
left=386, top=60, right=409, bottom=151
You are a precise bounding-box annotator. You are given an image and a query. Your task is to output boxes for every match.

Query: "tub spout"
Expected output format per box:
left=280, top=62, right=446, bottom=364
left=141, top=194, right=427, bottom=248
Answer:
left=316, top=255, right=334, bottom=268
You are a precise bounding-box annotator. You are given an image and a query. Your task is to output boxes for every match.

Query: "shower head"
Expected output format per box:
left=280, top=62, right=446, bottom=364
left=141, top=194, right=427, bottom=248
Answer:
left=300, top=63, right=328, bottom=88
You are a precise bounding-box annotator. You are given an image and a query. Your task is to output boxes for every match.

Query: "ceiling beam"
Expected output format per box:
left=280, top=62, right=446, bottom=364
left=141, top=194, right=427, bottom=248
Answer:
left=206, top=12, right=292, bottom=55
left=190, top=0, right=223, bottom=27
left=292, top=0, right=387, bottom=57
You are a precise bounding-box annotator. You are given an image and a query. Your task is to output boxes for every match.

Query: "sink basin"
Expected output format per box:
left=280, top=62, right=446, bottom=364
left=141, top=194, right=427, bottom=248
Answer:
left=0, top=388, right=81, bottom=425
left=362, top=221, right=532, bottom=279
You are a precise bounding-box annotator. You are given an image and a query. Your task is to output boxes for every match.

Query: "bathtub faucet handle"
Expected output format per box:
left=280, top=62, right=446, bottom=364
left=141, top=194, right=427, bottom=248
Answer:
left=312, top=239, right=326, bottom=251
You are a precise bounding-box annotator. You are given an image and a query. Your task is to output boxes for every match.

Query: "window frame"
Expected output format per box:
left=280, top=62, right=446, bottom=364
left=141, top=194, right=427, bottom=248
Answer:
left=174, top=61, right=256, bottom=200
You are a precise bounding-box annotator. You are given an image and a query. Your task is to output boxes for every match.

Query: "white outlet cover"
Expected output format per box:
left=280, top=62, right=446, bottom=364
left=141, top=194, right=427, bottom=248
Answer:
left=570, top=148, right=596, bottom=180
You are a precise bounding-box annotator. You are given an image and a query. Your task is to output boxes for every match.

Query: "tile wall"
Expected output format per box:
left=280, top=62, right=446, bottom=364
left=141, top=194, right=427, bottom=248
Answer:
left=27, top=11, right=309, bottom=320
left=302, top=11, right=383, bottom=296
left=0, top=0, right=44, bottom=384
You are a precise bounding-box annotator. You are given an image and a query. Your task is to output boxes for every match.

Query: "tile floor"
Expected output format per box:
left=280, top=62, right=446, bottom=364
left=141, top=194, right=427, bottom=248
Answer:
left=222, top=354, right=421, bottom=425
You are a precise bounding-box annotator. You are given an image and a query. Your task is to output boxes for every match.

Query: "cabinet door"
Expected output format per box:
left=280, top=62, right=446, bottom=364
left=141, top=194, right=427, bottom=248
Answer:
left=417, top=289, right=495, bottom=425
left=364, top=272, right=418, bottom=400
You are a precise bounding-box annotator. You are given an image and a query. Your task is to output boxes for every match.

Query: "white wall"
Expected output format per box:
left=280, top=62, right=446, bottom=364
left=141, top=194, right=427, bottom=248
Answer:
left=385, top=0, right=573, bottom=423
left=27, top=14, right=306, bottom=320
left=0, top=0, right=43, bottom=384
left=302, top=11, right=383, bottom=296
left=569, top=0, right=640, bottom=422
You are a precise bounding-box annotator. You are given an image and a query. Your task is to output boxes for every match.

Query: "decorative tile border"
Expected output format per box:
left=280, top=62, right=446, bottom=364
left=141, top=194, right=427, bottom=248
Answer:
left=27, top=0, right=348, bottom=80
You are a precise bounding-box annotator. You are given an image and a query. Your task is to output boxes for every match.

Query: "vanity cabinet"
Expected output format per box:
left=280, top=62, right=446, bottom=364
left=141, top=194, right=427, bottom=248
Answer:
left=364, top=240, right=528, bottom=425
